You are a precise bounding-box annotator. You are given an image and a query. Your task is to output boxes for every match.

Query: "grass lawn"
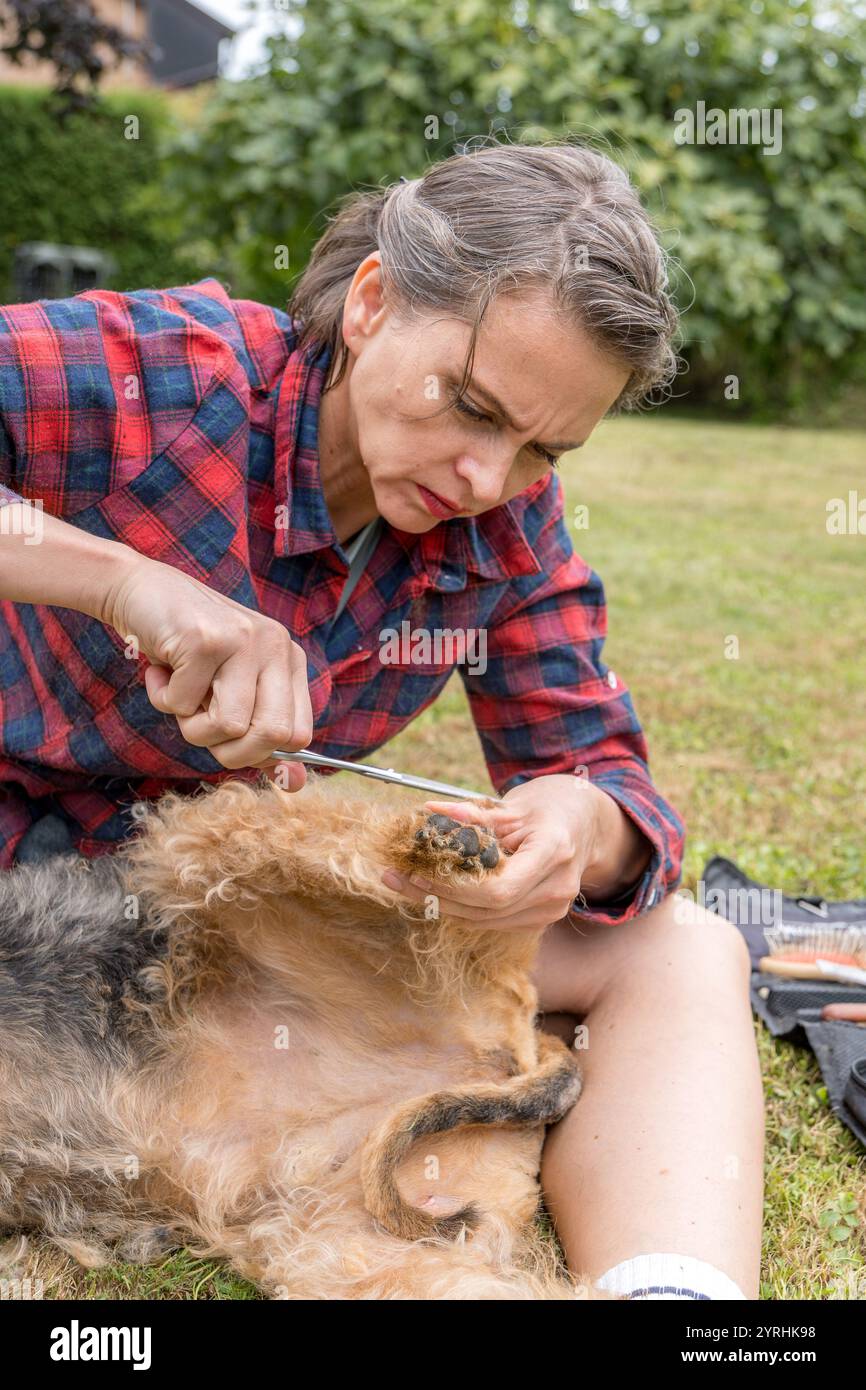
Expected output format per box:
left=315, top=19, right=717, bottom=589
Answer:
left=18, top=418, right=865, bottom=1300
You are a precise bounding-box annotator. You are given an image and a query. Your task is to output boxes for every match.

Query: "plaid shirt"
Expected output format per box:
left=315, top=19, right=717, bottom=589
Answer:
left=0, top=278, right=684, bottom=920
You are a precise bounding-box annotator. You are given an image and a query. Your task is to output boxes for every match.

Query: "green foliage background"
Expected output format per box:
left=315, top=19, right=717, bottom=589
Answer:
left=0, top=85, right=190, bottom=299
left=2, top=0, right=865, bottom=413
left=160, top=0, right=866, bottom=413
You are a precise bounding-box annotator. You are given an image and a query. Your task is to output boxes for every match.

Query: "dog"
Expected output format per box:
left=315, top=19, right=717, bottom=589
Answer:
left=0, top=775, right=601, bottom=1300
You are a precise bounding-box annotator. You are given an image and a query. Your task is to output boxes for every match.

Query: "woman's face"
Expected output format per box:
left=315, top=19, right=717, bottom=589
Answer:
left=334, top=254, right=631, bottom=532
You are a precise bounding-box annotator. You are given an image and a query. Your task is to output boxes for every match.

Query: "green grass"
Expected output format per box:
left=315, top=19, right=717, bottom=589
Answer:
left=383, top=417, right=866, bottom=1302
left=17, top=418, right=865, bottom=1299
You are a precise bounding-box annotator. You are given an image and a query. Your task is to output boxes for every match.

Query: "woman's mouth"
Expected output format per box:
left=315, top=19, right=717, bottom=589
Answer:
left=416, top=484, right=462, bottom=518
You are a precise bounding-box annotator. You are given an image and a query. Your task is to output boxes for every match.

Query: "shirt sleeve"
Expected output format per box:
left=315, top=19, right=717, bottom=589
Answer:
left=0, top=284, right=255, bottom=789
left=458, top=472, right=685, bottom=924
left=0, top=415, right=24, bottom=506
left=0, top=280, right=248, bottom=521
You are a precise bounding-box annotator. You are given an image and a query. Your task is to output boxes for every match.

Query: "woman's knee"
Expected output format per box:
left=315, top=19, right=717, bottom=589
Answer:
left=618, top=895, right=753, bottom=996
left=533, top=893, right=751, bottom=1016
left=648, top=895, right=752, bottom=977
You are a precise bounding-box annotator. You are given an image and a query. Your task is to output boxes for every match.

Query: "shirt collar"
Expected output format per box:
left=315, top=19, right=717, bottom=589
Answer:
left=272, top=336, right=542, bottom=587
left=273, top=336, right=337, bottom=559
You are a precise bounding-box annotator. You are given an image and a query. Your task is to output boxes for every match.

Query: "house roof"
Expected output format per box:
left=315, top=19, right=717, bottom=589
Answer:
left=147, top=0, right=236, bottom=88
left=171, top=0, right=235, bottom=40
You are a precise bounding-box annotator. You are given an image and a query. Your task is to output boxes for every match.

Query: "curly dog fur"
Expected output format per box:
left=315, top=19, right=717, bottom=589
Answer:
left=0, top=774, right=599, bottom=1300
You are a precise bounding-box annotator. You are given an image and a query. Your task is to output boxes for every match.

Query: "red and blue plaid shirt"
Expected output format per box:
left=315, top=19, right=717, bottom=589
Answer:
left=0, top=278, right=684, bottom=920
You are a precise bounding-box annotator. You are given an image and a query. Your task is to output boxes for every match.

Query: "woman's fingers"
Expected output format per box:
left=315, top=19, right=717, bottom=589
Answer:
left=409, top=833, right=565, bottom=909
left=421, top=799, right=496, bottom=820
left=289, top=647, right=314, bottom=751
left=174, top=648, right=258, bottom=748
left=382, top=860, right=572, bottom=926
left=383, top=870, right=566, bottom=933
left=422, top=797, right=522, bottom=829
left=195, top=657, right=309, bottom=770
left=139, top=595, right=313, bottom=770
left=261, top=759, right=308, bottom=792
left=822, top=1002, right=866, bottom=1022
left=146, top=634, right=230, bottom=720
left=143, top=661, right=171, bottom=708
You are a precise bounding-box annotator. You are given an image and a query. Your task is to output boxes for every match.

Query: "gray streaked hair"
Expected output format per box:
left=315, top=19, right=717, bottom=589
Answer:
left=288, top=139, right=679, bottom=411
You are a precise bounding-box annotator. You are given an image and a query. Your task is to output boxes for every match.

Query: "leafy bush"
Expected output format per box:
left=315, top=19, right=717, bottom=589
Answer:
left=162, top=0, right=866, bottom=414
left=0, top=85, right=190, bottom=300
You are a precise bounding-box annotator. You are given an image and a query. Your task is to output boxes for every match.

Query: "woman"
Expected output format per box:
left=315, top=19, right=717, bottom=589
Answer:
left=0, top=142, right=763, bottom=1300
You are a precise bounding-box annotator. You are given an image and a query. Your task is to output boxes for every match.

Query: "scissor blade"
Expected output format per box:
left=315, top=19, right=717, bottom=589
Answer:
left=271, top=748, right=501, bottom=802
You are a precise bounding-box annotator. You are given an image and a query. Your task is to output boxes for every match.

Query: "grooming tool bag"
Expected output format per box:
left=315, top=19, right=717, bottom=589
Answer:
left=702, top=856, right=866, bottom=1150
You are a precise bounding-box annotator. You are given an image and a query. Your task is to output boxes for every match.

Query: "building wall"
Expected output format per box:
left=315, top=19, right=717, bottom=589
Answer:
left=0, top=0, right=152, bottom=90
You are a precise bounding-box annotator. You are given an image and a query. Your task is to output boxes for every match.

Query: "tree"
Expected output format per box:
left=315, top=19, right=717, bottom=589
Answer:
left=1, top=0, right=151, bottom=112
left=162, top=0, right=866, bottom=412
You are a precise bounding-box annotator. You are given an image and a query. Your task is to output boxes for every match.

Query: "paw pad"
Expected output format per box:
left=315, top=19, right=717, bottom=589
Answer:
left=413, top=813, right=500, bottom=871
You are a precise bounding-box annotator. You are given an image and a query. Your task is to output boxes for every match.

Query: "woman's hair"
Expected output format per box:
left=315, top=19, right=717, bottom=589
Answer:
left=288, top=139, right=679, bottom=412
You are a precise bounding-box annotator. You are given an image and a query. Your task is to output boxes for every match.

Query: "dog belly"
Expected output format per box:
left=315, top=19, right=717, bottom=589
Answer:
left=158, top=993, right=525, bottom=1209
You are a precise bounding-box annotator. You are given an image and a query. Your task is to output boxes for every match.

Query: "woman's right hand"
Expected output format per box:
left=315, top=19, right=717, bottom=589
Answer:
left=100, top=550, right=313, bottom=783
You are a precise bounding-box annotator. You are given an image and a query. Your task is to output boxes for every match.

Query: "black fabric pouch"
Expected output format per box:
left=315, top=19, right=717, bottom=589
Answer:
left=702, top=856, right=866, bottom=1150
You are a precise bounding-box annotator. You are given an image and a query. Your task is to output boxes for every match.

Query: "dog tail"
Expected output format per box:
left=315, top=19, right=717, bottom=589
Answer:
left=359, top=1033, right=582, bottom=1242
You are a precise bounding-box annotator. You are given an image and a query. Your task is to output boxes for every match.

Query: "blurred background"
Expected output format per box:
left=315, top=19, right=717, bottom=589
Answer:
left=0, top=0, right=864, bottom=420
left=2, top=0, right=865, bottom=1300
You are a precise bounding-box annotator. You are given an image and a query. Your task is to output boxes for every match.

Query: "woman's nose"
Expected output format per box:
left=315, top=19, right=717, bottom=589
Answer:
left=453, top=450, right=512, bottom=507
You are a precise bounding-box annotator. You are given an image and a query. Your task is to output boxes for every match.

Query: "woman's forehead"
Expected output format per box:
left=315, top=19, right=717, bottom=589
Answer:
left=431, top=296, right=630, bottom=429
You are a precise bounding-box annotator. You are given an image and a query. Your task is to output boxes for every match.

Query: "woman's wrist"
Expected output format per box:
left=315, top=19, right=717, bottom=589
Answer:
left=81, top=533, right=144, bottom=627
left=576, top=779, right=653, bottom=904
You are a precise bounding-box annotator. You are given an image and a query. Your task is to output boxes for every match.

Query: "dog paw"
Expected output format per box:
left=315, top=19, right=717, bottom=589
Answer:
left=410, top=813, right=501, bottom=873
left=115, top=1225, right=179, bottom=1266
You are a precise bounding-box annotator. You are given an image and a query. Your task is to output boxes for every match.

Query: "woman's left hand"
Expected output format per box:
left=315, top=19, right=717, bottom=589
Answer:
left=380, top=773, right=605, bottom=933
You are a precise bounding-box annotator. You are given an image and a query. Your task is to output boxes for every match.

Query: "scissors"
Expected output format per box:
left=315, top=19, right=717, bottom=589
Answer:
left=270, top=747, right=502, bottom=803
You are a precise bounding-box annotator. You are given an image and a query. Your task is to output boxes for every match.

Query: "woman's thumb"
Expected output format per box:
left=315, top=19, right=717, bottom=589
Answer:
left=144, top=662, right=172, bottom=711
left=420, top=798, right=499, bottom=825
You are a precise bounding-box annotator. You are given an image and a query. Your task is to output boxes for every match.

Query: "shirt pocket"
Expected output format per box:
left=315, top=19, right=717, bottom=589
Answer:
left=374, top=627, right=459, bottom=677
left=375, top=588, right=486, bottom=671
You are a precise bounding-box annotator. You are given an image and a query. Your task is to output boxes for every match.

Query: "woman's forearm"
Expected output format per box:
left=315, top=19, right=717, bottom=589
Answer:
left=0, top=502, right=136, bottom=622
left=0, top=499, right=315, bottom=774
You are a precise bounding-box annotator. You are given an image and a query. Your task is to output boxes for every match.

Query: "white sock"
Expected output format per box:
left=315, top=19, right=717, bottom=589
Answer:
left=593, top=1252, right=748, bottom=1301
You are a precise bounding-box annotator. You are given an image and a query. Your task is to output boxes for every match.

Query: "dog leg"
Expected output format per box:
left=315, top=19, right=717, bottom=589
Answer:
left=359, top=1030, right=581, bottom=1242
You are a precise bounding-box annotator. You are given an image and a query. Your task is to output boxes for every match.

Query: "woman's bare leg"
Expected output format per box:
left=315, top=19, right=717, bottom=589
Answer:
left=531, top=895, right=765, bottom=1297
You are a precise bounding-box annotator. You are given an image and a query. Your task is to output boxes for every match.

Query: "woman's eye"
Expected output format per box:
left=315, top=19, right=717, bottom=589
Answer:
left=453, top=396, right=492, bottom=426
left=453, top=395, right=560, bottom=471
